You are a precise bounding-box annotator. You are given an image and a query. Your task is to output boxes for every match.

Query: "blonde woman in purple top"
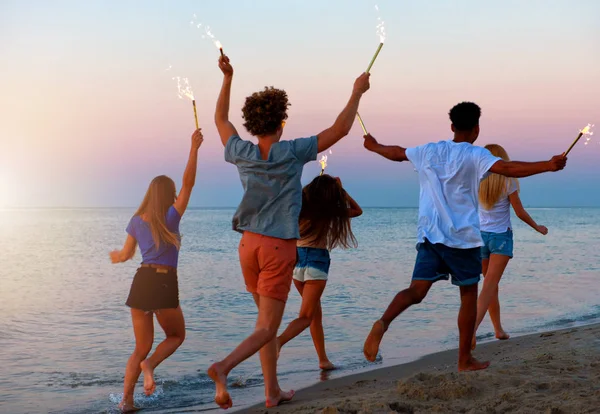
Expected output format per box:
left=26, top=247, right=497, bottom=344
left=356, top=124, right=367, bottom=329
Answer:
left=109, top=129, right=203, bottom=413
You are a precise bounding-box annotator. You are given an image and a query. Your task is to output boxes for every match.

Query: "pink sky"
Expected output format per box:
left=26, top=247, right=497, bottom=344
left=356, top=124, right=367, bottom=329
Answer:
left=1, top=0, right=599, bottom=207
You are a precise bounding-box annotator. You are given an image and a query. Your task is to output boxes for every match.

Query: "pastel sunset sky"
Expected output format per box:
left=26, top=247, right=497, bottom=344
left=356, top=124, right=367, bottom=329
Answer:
left=1, top=0, right=599, bottom=208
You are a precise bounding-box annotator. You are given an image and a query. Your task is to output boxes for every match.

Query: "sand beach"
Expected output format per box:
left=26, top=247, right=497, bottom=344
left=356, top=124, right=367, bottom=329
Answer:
left=243, top=323, right=600, bottom=413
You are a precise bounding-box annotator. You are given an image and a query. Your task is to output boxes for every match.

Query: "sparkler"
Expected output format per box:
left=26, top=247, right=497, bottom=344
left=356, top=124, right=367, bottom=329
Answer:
left=357, top=6, right=385, bottom=135
left=173, top=76, right=199, bottom=129
left=356, top=112, right=368, bottom=135
left=565, top=123, right=594, bottom=156
left=365, top=5, right=386, bottom=73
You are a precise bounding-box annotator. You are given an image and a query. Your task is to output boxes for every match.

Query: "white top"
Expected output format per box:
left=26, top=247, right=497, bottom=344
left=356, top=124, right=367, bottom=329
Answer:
left=479, top=179, right=518, bottom=233
left=406, top=140, right=501, bottom=249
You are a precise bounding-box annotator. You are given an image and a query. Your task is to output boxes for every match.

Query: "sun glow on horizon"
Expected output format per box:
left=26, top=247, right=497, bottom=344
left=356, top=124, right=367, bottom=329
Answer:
left=0, top=173, right=16, bottom=208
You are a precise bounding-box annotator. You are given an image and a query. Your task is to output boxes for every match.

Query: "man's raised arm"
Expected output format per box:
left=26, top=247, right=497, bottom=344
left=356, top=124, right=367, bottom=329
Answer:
left=362, top=133, right=408, bottom=162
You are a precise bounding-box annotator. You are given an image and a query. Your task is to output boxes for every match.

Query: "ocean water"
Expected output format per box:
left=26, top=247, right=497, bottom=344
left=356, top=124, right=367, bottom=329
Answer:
left=1, top=207, right=599, bottom=413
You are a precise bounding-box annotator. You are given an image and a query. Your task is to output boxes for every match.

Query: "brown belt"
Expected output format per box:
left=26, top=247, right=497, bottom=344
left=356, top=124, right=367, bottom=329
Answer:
left=141, top=263, right=175, bottom=273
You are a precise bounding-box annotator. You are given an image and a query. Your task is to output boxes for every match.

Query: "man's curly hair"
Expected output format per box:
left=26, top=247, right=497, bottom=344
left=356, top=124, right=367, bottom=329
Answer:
left=242, top=87, right=290, bottom=136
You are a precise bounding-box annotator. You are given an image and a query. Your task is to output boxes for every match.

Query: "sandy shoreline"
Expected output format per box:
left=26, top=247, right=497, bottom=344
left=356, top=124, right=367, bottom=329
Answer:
left=240, top=323, right=600, bottom=413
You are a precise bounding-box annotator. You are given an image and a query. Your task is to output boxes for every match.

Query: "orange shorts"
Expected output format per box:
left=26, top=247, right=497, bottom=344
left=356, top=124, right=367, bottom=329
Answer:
left=238, top=231, right=297, bottom=302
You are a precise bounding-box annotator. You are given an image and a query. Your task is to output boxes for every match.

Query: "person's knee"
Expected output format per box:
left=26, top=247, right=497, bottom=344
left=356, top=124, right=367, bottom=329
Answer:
left=407, top=286, right=428, bottom=304
left=297, top=315, right=313, bottom=329
left=255, top=326, right=278, bottom=341
left=256, top=320, right=280, bottom=340
left=133, top=343, right=152, bottom=359
left=167, top=330, right=185, bottom=347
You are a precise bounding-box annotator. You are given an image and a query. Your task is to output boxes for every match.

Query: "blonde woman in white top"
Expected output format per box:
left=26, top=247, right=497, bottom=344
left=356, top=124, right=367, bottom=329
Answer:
left=472, top=144, right=548, bottom=349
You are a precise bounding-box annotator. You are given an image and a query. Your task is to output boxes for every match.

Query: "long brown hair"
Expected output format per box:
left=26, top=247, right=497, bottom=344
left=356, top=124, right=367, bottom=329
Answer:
left=299, top=174, right=357, bottom=250
left=479, top=144, right=520, bottom=210
left=135, top=175, right=180, bottom=250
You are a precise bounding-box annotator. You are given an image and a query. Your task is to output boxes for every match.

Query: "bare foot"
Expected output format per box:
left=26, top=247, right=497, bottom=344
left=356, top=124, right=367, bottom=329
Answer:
left=265, top=389, right=295, bottom=408
left=118, top=401, right=140, bottom=413
left=363, top=320, right=386, bottom=362
left=458, top=356, right=490, bottom=372
left=140, top=359, right=156, bottom=396
left=471, top=336, right=477, bottom=350
left=208, top=362, right=232, bottom=409
left=319, top=360, right=336, bottom=371
left=495, top=331, right=510, bottom=340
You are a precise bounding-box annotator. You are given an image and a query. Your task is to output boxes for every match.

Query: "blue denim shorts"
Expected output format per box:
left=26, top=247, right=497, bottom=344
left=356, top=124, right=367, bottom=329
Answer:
left=412, top=239, right=481, bottom=287
left=293, top=247, right=331, bottom=282
left=480, top=229, right=514, bottom=259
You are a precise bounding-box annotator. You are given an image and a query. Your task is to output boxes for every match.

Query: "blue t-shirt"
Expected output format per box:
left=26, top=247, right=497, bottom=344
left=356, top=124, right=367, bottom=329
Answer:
left=225, top=134, right=318, bottom=239
left=126, top=205, right=181, bottom=267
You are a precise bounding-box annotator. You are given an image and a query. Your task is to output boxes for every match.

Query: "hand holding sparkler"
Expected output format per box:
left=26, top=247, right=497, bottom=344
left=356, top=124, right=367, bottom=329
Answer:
left=191, top=128, right=204, bottom=150
left=353, top=72, right=371, bottom=95
left=218, top=55, right=233, bottom=78
left=362, top=133, right=408, bottom=162
left=548, top=154, right=567, bottom=172
left=363, top=133, right=379, bottom=152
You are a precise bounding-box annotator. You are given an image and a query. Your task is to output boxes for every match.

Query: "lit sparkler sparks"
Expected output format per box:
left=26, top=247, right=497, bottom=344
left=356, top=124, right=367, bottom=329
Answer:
left=318, top=150, right=333, bottom=176
left=582, top=124, right=595, bottom=146
left=565, top=123, right=595, bottom=155
left=366, top=4, right=386, bottom=73
left=191, top=15, right=224, bottom=56
left=172, top=76, right=199, bottom=129
left=319, top=155, right=328, bottom=176
left=215, top=40, right=224, bottom=57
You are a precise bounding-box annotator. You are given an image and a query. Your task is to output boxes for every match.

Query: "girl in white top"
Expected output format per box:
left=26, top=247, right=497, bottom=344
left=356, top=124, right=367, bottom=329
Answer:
left=472, top=144, right=548, bottom=349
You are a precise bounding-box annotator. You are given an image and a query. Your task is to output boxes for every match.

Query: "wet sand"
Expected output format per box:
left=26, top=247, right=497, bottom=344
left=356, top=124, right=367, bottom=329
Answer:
left=242, top=323, right=600, bottom=413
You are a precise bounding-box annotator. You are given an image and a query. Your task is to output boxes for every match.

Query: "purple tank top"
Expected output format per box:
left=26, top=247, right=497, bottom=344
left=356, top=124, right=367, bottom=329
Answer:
left=126, top=206, right=181, bottom=267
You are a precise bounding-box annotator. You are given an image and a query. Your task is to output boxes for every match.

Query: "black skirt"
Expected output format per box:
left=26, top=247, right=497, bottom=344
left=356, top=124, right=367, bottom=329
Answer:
left=126, top=267, right=179, bottom=311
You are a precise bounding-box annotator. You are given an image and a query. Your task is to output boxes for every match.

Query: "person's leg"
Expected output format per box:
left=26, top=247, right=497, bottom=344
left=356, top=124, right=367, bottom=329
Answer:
left=277, top=280, right=327, bottom=349
left=208, top=294, right=285, bottom=408
left=120, top=309, right=154, bottom=412
left=363, top=279, right=433, bottom=362
left=209, top=233, right=297, bottom=408
left=472, top=254, right=510, bottom=348
left=140, top=307, right=185, bottom=395
left=458, top=284, right=490, bottom=371
left=256, top=295, right=295, bottom=407
left=488, top=287, right=509, bottom=339
left=276, top=278, right=305, bottom=360
left=310, top=300, right=334, bottom=370
left=364, top=241, right=446, bottom=362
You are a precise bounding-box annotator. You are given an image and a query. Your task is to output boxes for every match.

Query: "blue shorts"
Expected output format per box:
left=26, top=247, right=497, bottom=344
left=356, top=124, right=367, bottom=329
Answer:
left=412, top=239, right=481, bottom=287
left=481, top=230, right=514, bottom=259
left=293, top=247, right=331, bottom=282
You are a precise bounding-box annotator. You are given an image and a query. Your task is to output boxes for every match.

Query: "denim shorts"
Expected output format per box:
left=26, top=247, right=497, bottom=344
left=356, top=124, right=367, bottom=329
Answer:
left=412, top=239, right=481, bottom=287
left=480, top=229, right=514, bottom=259
left=293, top=247, right=331, bottom=282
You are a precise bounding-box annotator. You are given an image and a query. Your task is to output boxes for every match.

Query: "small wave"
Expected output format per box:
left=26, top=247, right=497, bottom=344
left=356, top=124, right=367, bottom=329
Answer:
left=537, top=305, right=600, bottom=330
left=46, top=372, right=122, bottom=388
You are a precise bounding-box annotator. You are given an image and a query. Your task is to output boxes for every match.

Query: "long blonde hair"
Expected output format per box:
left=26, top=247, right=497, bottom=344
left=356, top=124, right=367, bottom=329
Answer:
left=479, top=144, right=520, bottom=210
left=135, top=175, right=180, bottom=250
